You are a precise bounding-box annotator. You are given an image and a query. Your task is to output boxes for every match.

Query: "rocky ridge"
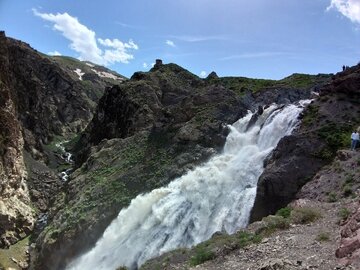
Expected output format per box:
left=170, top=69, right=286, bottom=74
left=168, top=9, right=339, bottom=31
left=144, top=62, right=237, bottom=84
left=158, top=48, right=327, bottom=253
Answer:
left=30, top=60, right=329, bottom=269
left=140, top=64, right=360, bottom=270
left=0, top=33, right=337, bottom=270
left=251, top=64, right=360, bottom=221
left=0, top=33, right=34, bottom=248
left=0, top=31, right=125, bottom=256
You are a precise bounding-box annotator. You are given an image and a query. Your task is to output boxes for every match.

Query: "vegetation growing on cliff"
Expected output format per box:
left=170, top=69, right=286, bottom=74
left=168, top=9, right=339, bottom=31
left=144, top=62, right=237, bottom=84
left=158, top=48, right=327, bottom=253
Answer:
left=208, top=73, right=330, bottom=95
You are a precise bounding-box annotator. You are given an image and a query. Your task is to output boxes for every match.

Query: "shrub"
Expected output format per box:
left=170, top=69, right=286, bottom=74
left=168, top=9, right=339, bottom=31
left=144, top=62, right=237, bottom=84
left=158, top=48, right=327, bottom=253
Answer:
left=316, top=232, right=330, bottom=242
left=261, top=215, right=290, bottom=235
left=343, top=185, right=353, bottom=197
left=237, top=231, right=262, bottom=247
left=276, top=207, right=292, bottom=218
left=345, top=175, right=354, bottom=185
left=190, top=245, right=215, bottom=266
left=327, top=192, right=337, bottom=203
left=339, top=207, right=351, bottom=221
left=290, top=207, right=321, bottom=224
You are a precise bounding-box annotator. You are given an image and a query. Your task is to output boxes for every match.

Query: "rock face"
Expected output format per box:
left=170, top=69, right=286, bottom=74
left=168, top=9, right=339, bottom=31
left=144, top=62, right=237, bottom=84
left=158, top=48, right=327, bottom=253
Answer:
left=32, top=62, right=246, bottom=270
left=251, top=64, right=360, bottom=221
left=3, top=35, right=122, bottom=158
left=0, top=32, right=123, bottom=249
left=0, top=33, right=34, bottom=247
left=30, top=60, right=333, bottom=270
left=1, top=33, right=339, bottom=269
left=336, top=202, right=360, bottom=268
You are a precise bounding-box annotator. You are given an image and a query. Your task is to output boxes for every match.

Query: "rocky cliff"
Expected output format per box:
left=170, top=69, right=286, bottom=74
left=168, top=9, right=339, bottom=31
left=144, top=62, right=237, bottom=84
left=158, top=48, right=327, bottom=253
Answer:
left=141, top=65, right=360, bottom=270
left=30, top=59, right=330, bottom=269
left=31, top=61, right=246, bottom=270
left=0, top=31, right=124, bottom=256
left=0, top=32, right=34, bottom=248
left=0, top=32, right=339, bottom=270
left=251, top=64, right=360, bottom=221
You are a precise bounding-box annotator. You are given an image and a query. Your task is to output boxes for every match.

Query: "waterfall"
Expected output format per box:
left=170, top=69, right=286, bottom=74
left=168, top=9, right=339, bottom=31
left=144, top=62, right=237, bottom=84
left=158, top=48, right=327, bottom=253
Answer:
left=55, top=141, right=74, bottom=182
left=67, top=101, right=309, bottom=270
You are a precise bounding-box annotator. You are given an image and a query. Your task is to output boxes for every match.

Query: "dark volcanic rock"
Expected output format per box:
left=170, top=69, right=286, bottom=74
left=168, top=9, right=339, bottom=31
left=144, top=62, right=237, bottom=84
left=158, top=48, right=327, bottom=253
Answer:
left=251, top=64, right=360, bottom=221
left=32, top=62, right=334, bottom=269
left=250, top=135, right=327, bottom=220
left=0, top=32, right=121, bottom=248
left=5, top=36, right=96, bottom=155
left=33, top=63, right=246, bottom=270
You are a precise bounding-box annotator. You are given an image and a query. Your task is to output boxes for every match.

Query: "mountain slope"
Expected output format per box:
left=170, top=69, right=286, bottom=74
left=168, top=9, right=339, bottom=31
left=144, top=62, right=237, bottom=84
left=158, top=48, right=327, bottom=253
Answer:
left=30, top=61, right=329, bottom=270
left=141, top=64, right=360, bottom=270
left=0, top=31, right=125, bottom=251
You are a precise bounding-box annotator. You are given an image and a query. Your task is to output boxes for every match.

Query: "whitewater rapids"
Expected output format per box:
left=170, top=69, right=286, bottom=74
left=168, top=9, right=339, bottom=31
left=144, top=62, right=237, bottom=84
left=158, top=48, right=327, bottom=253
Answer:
left=67, top=101, right=309, bottom=270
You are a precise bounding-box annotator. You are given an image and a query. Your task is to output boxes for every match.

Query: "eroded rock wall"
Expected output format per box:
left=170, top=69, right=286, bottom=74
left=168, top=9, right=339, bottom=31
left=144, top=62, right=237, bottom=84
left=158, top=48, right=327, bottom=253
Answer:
left=0, top=31, right=35, bottom=247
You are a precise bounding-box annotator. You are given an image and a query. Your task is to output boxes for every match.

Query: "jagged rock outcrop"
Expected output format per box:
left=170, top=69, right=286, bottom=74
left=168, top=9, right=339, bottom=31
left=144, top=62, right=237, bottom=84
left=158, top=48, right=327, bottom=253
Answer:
left=251, top=64, right=360, bottom=221
left=30, top=60, right=334, bottom=269
left=336, top=202, right=360, bottom=268
left=0, top=32, right=35, bottom=247
left=4, top=34, right=122, bottom=159
left=0, top=31, right=123, bottom=249
left=31, top=62, right=246, bottom=270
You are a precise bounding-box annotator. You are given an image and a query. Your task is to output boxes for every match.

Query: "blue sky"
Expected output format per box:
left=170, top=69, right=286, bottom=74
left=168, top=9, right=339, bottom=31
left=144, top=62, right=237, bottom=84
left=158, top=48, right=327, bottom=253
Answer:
left=0, top=0, right=359, bottom=79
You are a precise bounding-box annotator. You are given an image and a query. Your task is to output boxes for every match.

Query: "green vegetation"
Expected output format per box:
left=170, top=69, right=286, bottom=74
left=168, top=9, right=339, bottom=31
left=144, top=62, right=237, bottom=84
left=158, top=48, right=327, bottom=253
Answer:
left=0, top=236, right=30, bottom=269
left=302, top=104, right=319, bottom=126
left=213, top=73, right=330, bottom=96
left=313, top=122, right=356, bottom=160
left=190, top=245, right=215, bottom=266
left=339, top=207, right=351, bottom=221
left=327, top=192, right=338, bottom=203
left=290, top=207, right=321, bottom=224
left=217, top=77, right=275, bottom=94
left=51, top=131, right=177, bottom=234
left=141, top=205, right=323, bottom=269
left=316, top=232, right=330, bottom=242
left=276, top=206, right=292, bottom=218
left=260, top=215, right=290, bottom=236
left=237, top=231, right=262, bottom=247
left=343, top=185, right=353, bottom=197
left=317, top=123, right=352, bottom=151
left=188, top=231, right=261, bottom=266
left=344, top=175, right=354, bottom=186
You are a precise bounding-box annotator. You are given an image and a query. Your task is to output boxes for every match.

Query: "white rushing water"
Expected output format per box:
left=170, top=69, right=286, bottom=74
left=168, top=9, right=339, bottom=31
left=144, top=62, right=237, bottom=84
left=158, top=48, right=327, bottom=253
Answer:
left=67, top=101, right=309, bottom=270
left=55, top=141, right=74, bottom=182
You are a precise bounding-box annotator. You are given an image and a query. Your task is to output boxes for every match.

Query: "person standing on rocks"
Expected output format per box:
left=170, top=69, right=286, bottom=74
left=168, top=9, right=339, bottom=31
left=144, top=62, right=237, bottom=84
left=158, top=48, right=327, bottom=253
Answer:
left=351, top=131, right=359, bottom=150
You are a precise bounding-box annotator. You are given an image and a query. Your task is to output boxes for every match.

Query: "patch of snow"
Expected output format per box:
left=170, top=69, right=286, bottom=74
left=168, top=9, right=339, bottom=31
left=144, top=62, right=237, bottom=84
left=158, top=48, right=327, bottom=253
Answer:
left=91, top=68, right=123, bottom=81
left=86, top=62, right=95, bottom=67
left=74, top=68, right=85, bottom=80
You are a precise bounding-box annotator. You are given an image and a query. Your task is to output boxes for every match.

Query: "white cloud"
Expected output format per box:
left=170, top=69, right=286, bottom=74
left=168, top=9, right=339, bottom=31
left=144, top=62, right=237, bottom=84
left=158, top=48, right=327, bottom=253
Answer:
left=48, top=50, right=62, bottom=56
left=98, top=38, right=138, bottom=64
left=143, top=62, right=148, bottom=68
left=199, top=71, right=207, bottom=78
left=33, top=9, right=138, bottom=66
left=166, top=40, right=176, bottom=47
left=327, top=0, right=360, bottom=24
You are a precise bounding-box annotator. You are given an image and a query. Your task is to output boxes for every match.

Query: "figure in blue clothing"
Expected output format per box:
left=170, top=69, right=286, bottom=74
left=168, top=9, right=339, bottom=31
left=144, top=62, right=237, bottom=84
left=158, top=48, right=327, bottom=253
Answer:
left=351, top=131, right=359, bottom=151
